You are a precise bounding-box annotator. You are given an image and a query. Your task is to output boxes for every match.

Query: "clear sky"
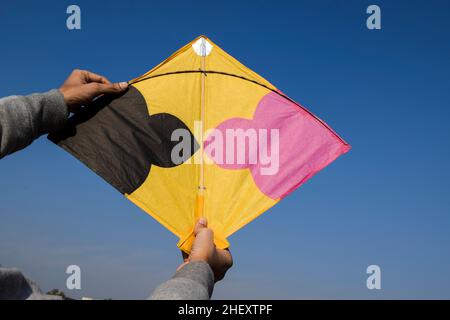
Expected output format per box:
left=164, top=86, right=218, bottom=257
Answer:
left=1, top=0, right=449, bottom=299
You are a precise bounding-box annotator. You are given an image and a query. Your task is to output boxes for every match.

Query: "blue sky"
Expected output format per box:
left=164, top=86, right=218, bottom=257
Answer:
left=1, top=0, right=450, bottom=299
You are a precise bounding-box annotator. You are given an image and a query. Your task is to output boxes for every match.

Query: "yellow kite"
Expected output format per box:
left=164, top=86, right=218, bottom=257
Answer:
left=49, top=36, right=350, bottom=253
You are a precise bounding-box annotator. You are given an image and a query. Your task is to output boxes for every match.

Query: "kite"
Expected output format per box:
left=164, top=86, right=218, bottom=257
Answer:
left=48, top=36, right=350, bottom=253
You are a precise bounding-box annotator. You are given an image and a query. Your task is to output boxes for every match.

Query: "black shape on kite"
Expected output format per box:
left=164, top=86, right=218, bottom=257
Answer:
left=48, top=86, right=199, bottom=195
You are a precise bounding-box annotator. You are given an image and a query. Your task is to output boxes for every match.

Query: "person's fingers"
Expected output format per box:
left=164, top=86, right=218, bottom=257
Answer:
left=211, top=248, right=233, bottom=281
left=85, top=82, right=128, bottom=96
left=82, top=70, right=112, bottom=84
left=216, top=248, right=233, bottom=268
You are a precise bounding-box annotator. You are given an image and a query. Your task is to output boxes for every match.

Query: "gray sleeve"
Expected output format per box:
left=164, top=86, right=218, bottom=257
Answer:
left=0, top=89, right=68, bottom=159
left=149, top=261, right=215, bottom=300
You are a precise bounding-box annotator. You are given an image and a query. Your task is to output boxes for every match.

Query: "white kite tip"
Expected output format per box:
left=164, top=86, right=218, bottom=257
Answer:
left=192, top=37, right=213, bottom=56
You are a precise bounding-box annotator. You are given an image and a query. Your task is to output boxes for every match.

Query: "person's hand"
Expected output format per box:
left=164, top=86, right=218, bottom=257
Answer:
left=59, top=69, right=128, bottom=113
left=180, top=218, right=233, bottom=282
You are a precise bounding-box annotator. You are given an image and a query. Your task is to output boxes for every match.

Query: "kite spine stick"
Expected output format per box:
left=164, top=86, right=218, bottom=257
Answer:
left=196, top=53, right=206, bottom=220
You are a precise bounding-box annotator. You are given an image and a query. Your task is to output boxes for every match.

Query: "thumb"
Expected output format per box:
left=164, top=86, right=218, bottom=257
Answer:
left=194, top=217, right=208, bottom=235
left=86, top=82, right=128, bottom=96
left=189, top=218, right=214, bottom=262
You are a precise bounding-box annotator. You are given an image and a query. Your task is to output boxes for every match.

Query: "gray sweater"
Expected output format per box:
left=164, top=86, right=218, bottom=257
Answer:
left=0, top=90, right=214, bottom=300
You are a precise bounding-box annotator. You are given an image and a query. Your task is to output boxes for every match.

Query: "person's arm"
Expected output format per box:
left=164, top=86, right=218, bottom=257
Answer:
left=0, top=69, right=128, bottom=159
left=150, top=261, right=214, bottom=300
left=150, top=218, right=233, bottom=300
left=0, top=90, right=67, bottom=158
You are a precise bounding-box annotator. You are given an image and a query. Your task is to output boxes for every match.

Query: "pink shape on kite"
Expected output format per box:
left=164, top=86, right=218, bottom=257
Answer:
left=204, top=91, right=350, bottom=200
